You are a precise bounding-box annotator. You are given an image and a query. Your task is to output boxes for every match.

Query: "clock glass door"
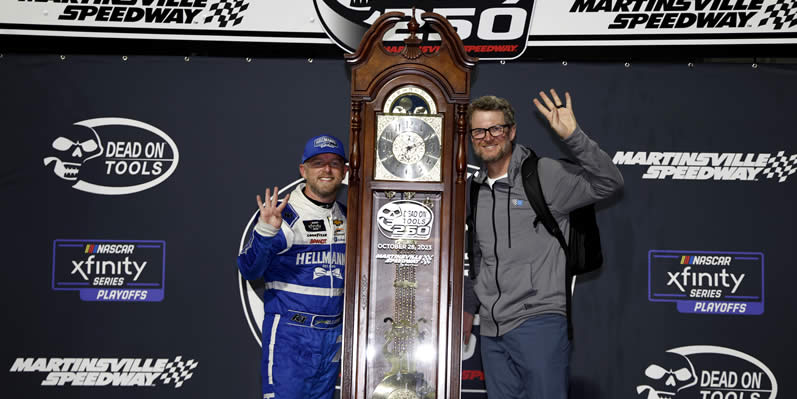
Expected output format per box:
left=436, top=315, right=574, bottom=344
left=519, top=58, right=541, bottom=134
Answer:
left=367, top=191, right=442, bottom=399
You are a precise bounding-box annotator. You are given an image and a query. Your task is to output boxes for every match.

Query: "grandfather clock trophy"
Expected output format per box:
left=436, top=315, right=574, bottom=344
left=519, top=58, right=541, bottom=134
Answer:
left=342, top=10, right=476, bottom=399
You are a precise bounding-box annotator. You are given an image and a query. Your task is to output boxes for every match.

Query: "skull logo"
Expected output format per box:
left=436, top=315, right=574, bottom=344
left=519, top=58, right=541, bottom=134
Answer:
left=43, top=124, right=103, bottom=181
left=377, top=202, right=403, bottom=234
left=636, top=351, right=697, bottom=399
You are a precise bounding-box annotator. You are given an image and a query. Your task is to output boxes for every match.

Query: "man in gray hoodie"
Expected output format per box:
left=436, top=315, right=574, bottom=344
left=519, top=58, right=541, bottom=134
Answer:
left=462, top=91, right=624, bottom=398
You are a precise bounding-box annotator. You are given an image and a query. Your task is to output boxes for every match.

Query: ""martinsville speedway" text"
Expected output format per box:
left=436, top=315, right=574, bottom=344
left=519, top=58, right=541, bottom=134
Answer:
left=11, top=357, right=170, bottom=386
left=613, top=151, right=770, bottom=181
left=570, top=0, right=766, bottom=29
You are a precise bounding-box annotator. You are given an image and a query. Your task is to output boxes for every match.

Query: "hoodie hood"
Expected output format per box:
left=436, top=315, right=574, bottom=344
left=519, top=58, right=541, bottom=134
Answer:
left=472, top=144, right=533, bottom=186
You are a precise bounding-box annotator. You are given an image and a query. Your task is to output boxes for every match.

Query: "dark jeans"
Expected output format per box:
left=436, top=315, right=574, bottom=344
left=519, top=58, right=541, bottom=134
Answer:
left=480, top=314, right=571, bottom=399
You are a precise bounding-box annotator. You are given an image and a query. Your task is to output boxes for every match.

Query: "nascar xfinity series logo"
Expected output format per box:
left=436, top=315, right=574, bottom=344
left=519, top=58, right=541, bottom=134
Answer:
left=613, top=151, right=796, bottom=182
left=21, top=0, right=251, bottom=28
left=313, top=0, right=535, bottom=59
left=52, top=239, right=166, bottom=302
left=649, top=250, right=764, bottom=315
left=570, top=0, right=797, bottom=30
left=43, top=117, right=179, bottom=195
left=636, top=346, right=777, bottom=399
left=9, top=356, right=198, bottom=388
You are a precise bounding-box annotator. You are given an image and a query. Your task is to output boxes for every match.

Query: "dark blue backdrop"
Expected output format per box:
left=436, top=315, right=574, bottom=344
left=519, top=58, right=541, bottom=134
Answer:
left=1, top=55, right=794, bottom=398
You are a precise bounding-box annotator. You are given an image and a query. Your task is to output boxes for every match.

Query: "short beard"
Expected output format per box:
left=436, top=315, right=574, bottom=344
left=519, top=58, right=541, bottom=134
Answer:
left=306, top=179, right=341, bottom=200
left=474, top=140, right=512, bottom=163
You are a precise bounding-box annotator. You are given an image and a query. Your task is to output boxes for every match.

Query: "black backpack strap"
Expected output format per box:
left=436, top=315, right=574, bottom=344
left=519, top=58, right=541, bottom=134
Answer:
left=466, top=177, right=480, bottom=280
left=520, top=153, right=575, bottom=340
left=520, top=154, right=568, bottom=254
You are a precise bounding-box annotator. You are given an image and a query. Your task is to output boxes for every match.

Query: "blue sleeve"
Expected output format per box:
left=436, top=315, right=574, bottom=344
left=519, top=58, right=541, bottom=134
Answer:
left=236, top=228, right=288, bottom=280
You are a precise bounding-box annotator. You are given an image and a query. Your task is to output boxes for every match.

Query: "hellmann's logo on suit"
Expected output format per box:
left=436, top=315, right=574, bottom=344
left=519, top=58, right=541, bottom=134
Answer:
left=295, top=251, right=346, bottom=266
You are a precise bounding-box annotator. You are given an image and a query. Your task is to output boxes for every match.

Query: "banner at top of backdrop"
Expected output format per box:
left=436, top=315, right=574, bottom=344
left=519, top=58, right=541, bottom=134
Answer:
left=1, top=0, right=796, bottom=59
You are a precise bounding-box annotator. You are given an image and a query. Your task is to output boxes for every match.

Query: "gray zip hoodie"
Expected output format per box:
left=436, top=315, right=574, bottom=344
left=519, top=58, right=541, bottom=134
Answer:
left=463, top=126, right=624, bottom=337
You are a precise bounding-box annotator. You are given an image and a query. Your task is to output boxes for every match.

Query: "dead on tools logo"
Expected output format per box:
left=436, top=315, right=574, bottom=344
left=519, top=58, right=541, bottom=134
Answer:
left=313, top=0, right=536, bottom=60
left=376, top=200, right=434, bottom=240
left=636, top=345, right=777, bottom=399
left=43, top=117, right=179, bottom=195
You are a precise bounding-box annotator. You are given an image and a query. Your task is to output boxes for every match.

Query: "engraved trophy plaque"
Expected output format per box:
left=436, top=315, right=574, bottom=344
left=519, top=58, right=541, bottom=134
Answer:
left=370, top=192, right=440, bottom=399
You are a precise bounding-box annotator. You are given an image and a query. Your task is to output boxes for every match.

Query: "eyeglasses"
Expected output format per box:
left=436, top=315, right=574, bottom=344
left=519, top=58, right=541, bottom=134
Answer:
left=470, top=124, right=510, bottom=140
left=305, top=158, right=345, bottom=169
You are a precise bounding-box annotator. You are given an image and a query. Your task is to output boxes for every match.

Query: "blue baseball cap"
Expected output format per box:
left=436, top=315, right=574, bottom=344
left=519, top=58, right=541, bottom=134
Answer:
left=301, top=134, right=347, bottom=164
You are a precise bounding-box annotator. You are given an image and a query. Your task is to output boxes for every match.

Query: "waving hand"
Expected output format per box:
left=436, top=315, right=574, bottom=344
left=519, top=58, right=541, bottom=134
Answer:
left=533, top=89, right=578, bottom=140
left=256, top=186, right=290, bottom=229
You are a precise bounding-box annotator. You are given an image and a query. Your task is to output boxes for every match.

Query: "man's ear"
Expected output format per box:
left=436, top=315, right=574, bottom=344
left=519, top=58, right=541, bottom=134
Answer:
left=299, top=164, right=306, bottom=179
left=508, top=125, right=517, bottom=142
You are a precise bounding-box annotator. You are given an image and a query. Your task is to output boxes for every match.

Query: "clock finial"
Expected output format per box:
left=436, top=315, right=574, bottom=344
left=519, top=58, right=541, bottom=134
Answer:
left=402, top=8, right=423, bottom=60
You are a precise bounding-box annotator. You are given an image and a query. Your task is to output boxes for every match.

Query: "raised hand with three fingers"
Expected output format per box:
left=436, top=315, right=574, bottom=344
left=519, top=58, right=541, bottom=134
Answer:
left=532, top=88, right=578, bottom=140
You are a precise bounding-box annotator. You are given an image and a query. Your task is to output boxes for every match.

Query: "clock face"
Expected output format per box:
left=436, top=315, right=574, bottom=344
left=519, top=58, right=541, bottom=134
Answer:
left=376, top=115, right=442, bottom=181
left=392, top=132, right=425, bottom=164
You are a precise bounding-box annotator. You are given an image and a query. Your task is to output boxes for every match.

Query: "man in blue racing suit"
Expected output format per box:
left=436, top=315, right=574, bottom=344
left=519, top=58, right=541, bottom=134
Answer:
left=238, top=134, right=348, bottom=399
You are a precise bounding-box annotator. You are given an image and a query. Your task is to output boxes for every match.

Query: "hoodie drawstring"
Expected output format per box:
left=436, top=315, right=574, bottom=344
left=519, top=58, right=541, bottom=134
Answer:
left=506, top=188, right=511, bottom=248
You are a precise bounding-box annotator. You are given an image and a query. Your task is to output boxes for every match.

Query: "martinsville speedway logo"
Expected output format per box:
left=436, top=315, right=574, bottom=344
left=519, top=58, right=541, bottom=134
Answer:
left=9, top=356, right=198, bottom=388
left=313, top=0, right=535, bottom=60
left=636, top=345, right=777, bottom=399
left=21, top=0, right=251, bottom=27
left=569, top=0, right=797, bottom=30
left=613, top=151, right=796, bottom=182
left=43, top=117, right=179, bottom=195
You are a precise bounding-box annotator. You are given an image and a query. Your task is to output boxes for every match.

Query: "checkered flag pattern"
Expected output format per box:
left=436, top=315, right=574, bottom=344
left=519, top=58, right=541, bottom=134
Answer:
left=159, top=356, right=199, bottom=388
left=758, top=0, right=797, bottom=29
left=203, top=0, right=249, bottom=27
left=762, top=151, right=797, bottom=182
